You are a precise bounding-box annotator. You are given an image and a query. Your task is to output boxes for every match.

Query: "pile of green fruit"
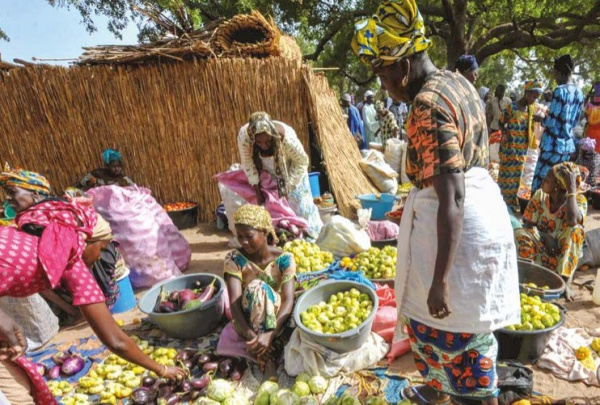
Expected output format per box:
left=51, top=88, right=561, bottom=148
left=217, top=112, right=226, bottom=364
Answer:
left=283, top=240, right=334, bottom=274
left=254, top=373, right=328, bottom=405
left=504, top=293, right=562, bottom=331
left=300, top=288, right=374, bottom=334
left=343, top=246, right=396, bottom=280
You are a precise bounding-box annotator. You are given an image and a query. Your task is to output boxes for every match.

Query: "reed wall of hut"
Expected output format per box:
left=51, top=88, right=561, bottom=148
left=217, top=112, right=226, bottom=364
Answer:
left=0, top=58, right=310, bottom=221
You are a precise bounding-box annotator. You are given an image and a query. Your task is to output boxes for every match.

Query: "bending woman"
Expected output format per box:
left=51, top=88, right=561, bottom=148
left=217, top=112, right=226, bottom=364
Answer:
left=76, top=149, right=135, bottom=191
left=237, top=112, right=322, bottom=239
left=217, top=205, right=295, bottom=377
left=352, top=2, right=520, bottom=404
left=516, top=162, right=588, bottom=300
left=0, top=167, right=184, bottom=405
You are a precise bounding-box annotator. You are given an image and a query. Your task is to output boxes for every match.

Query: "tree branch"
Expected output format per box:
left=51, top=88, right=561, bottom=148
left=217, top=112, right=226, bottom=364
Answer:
left=339, top=69, right=376, bottom=87
left=303, top=10, right=368, bottom=60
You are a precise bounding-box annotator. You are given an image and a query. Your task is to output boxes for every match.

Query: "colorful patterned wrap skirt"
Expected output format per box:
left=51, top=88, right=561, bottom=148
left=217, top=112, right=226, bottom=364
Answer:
left=406, top=318, right=500, bottom=400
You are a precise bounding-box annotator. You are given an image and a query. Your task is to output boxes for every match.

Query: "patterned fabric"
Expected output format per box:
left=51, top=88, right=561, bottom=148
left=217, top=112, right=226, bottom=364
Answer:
left=233, top=204, right=278, bottom=244
left=101, top=149, right=122, bottom=164
left=524, top=79, right=544, bottom=92
left=238, top=121, right=309, bottom=193
left=516, top=189, right=587, bottom=280
left=0, top=166, right=51, bottom=196
left=540, top=84, right=585, bottom=156
left=351, top=0, right=431, bottom=67
left=405, top=71, right=489, bottom=189
left=245, top=112, right=291, bottom=197
left=76, top=172, right=135, bottom=190
left=15, top=356, right=58, bottom=405
left=498, top=102, right=532, bottom=211
left=224, top=250, right=295, bottom=332
left=576, top=150, right=600, bottom=186
left=347, top=104, right=366, bottom=149
left=586, top=103, right=600, bottom=150
left=406, top=318, right=500, bottom=399
left=378, top=110, right=399, bottom=147
left=0, top=226, right=105, bottom=306
left=15, top=199, right=96, bottom=290
left=531, top=151, right=571, bottom=193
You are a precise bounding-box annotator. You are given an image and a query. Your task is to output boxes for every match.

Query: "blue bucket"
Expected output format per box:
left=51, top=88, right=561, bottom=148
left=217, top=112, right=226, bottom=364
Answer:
left=308, top=172, right=321, bottom=198
left=110, top=269, right=136, bottom=314
left=357, top=193, right=398, bottom=220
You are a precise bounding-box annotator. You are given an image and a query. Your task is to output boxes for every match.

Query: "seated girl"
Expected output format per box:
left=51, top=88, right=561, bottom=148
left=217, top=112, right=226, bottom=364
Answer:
left=76, top=149, right=135, bottom=191
left=515, top=162, right=588, bottom=300
left=218, top=204, right=295, bottom=376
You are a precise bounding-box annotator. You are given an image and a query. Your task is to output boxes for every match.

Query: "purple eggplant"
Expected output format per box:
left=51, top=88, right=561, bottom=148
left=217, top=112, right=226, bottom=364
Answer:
left=158, top=301, right=177, bottom=313
left=142, top=376, right=157, bottom=388
left=202, top=361, right=219, bottom=373
left=219, top=359, right=232, bottom=376
left=182, top=360, right=193, bottom=370
left=35, top=363, right=46, bottom=376
left=159, top=385, right=174, bottom=398
left=190, top=374, right=211, bottom=391
left=178, top=289, right=197, bottom=303
left=48, top=365, right=61, bottom=380
left=197, top=354, right=211, bottom=365
left=192, top=280, right=203, bottom=290
left=230, top=361, right=246, bottom=381
left=178, top=380, right=192, bottom=393
left=197, top=279, right=217, bottom=303
left=175, top=350, right=189, bottom=362
left=51, top=350, right=71, bottom=365
left=168, top=291, right=180, bottom=303
left=131, top=387, right=154, bottom=405
left=61, top=355, right=85, bottom=376
left=158, top=393, right=180, bottom=405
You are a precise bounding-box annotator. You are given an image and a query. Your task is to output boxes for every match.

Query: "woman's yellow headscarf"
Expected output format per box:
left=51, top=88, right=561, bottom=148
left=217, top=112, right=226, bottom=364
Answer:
left=233, top=204, right=279, bottom=244
left=351, top=0, right=431, bottom=67
left=553, top=162, right=589, bottom=192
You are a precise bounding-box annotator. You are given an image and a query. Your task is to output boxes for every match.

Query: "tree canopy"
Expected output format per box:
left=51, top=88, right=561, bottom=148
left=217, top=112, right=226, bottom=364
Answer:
left=4, top=0, right=599, bottom=91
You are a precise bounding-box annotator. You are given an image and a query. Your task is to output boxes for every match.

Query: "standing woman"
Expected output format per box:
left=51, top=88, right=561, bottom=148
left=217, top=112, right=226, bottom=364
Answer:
left=238, top=112, right=322, bottom=239
left=352, top=1, right=520, bottom=404
left=0, top=167, right=185, bottom=405
left=531, top=55, right=585, bottom=192
left=497, top=79, right=543, bottom=211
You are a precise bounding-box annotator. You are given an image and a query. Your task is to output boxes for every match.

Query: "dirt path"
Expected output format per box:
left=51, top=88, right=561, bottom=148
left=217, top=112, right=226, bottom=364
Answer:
left=51, top=213, right=600, bottom=403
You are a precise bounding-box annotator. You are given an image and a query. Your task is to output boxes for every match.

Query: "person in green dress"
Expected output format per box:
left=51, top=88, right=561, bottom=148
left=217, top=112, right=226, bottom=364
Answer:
left=223, top=204, right=296, bottom=374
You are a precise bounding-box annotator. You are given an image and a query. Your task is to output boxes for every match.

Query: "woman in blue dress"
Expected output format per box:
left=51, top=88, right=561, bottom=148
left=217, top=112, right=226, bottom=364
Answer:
left=531, top=55, right=585, bottom=193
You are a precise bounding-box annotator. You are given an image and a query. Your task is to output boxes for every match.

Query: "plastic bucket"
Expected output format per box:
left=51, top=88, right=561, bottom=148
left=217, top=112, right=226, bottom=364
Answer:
left=357, top=194, right=398, bottom=220
left=110, top=269, right=136, bottom=314
left=309, top=172, right=321, bottom=198
left=138, top=273, right=225, bottom=339
left=293, top=280, right=378, bottom=353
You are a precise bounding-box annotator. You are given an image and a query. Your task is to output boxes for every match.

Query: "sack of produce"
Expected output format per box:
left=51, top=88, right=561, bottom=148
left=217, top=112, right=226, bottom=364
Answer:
left=384, top=138, right=403, bottom=174
left=88, top=186, right=190, bottom=288
left=316, top=216, right=370, bottom=259
left=359, top=150, right=398, bottom=194
left=521, top=148, right=539, bottom=190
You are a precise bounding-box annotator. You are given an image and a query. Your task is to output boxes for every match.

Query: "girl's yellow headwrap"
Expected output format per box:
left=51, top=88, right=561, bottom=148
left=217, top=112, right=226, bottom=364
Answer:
left=233, top=204, right=279, bottom=244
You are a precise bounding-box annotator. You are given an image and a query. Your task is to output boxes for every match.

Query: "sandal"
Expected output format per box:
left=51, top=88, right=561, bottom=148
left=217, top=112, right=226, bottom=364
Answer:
left=401, top=385, right=451, bottom=405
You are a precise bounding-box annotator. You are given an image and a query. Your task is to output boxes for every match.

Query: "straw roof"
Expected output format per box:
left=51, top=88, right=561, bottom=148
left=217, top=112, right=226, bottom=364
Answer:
left=78, top=11, right=289, bottom=66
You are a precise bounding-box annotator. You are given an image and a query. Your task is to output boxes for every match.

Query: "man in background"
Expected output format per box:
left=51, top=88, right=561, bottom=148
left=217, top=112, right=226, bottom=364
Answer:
left=486, top=84, right=511, bottom=133
left=362, top=90, right=380, bottom=144
left=341, top=93, right=366, bottom=149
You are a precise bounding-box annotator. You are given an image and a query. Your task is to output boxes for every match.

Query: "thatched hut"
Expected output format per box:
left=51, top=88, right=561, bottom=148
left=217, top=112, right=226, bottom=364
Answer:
left=0, top=13, right=376, bottom=221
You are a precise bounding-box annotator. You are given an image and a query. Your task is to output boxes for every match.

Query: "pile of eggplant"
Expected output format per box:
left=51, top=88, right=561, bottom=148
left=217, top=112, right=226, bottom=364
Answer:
left=38, top=350, right=86, bottom=380
left=154, top=279, right=218, bottom=313
left=130, top=350, right=246, bottom=405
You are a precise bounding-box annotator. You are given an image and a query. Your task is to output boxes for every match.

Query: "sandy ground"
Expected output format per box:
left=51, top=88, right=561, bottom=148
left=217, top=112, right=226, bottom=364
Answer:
left=51, top=210, right=600, bottom=403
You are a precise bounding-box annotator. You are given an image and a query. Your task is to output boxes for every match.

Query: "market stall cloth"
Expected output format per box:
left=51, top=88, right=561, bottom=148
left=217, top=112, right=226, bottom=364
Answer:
left=537, top=327, right=600, bottom=386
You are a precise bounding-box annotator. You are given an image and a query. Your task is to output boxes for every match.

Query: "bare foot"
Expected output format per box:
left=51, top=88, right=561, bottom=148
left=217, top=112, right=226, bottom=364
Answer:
left=402, top=385, right=450, bottom=404
left=564, top=285, right=575, bottom=302
left=264, top=360, right=278, bottom=381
